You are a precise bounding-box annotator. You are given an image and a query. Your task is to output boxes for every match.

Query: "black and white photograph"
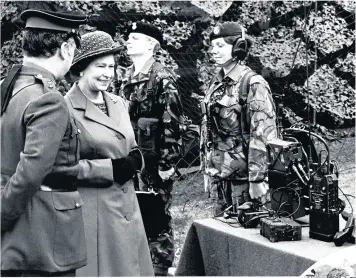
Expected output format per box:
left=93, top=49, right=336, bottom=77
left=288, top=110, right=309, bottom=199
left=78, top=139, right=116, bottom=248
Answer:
left=1, top=1, right=355, bottom=277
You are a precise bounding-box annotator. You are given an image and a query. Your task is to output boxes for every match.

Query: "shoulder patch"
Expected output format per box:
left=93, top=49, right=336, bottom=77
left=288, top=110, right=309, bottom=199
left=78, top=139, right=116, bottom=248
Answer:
left=250, top=75, right=269, bottom=87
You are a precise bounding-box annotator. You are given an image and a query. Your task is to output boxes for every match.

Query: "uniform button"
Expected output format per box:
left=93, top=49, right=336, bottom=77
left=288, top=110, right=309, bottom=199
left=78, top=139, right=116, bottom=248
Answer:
left=77, top=129, right=81, bottom=134
left=125, top=214, right=131, bottom=221
left=122, top=187, right=128, bottom=193
left=75, top=202, right=80, bottom=208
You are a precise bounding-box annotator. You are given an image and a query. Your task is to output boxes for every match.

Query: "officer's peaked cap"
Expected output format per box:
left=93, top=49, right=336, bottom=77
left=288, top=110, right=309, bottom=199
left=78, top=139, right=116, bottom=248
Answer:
left=210, top=22, right=244, bottom=41
left=130, top=21, right=163, bottom=45
left=20, top=9, right=87, bottom=33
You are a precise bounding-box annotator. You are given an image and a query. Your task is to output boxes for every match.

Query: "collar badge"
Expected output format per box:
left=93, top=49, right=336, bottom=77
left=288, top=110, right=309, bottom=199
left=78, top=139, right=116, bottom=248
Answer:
left=213, top=26, right=220, bottom=35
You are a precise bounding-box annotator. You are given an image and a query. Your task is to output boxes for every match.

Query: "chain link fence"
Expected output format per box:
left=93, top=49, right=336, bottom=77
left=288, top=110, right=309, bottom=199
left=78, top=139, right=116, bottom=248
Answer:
left=1, top=0, right=355, bottom=266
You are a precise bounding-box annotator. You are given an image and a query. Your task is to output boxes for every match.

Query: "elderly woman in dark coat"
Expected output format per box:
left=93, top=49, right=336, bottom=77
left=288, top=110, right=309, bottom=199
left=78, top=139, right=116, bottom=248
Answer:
left=64, top=31, right=154, bottom=277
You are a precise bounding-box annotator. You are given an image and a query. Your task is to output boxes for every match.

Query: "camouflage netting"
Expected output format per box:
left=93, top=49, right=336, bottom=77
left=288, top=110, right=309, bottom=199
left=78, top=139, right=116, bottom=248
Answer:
left=1, top=1, right=355, bottom=129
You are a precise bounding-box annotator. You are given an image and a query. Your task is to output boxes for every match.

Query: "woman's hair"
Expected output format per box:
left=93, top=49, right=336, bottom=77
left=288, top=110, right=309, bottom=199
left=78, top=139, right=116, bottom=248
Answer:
left=223, top=36, right=252, bottom=49
left=146, top=36, right=161, bottom=53
left=22, top=28, right=76, bottom=58
left=70, top=57, right=92, bottom=76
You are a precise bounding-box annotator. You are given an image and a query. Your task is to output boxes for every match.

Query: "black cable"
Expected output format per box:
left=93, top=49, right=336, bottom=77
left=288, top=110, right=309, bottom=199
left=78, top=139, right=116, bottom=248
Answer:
left=338, top=186, right=354, bottom=215
left=213, top=215, right=241, bottom=228
left=271, top=186, right=301, bottom=218
left=283, top=128, right=331, bottom=173
left=343, top=194, right=355, bottom=199
left=213, top=204, right=233, bottom=218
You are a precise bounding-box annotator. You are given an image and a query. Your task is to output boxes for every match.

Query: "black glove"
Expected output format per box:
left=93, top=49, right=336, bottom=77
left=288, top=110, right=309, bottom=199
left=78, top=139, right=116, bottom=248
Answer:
left=112, top=149, right=143, bottom=185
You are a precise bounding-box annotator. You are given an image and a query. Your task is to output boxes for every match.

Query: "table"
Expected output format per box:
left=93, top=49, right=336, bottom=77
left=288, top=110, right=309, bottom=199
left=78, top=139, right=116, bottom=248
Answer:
left=175, top=218, right=353, bottom=276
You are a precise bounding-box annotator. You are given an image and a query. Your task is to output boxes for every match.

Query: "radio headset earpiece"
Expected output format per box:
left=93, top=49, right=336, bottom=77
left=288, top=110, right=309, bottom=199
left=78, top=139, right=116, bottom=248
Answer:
left=231, top=26, right=247, bottom=61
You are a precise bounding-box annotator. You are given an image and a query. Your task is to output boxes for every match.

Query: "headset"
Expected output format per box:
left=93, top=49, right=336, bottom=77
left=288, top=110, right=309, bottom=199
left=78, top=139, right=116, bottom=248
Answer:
left=232, top=27, right=248, bottom=61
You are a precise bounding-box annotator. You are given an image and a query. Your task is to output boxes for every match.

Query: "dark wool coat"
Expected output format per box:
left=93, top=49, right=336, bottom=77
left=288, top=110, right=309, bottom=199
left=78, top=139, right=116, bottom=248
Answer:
left=65, top=84, right=154, bottom=277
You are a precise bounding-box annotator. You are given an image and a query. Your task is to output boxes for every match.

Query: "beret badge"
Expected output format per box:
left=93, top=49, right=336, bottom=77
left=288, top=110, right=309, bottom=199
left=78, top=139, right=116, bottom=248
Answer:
left=213, top=26, right=220, bottom=35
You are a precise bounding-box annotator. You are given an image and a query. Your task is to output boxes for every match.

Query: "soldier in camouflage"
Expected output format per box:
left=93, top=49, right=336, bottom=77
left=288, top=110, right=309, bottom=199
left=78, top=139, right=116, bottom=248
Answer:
left=120, top=21, right=184, bottom=276
left=200, top=22, right=278, bottom=214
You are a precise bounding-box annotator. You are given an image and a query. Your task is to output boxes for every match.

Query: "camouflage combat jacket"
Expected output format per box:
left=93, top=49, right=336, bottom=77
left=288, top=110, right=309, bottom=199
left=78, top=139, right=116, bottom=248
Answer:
left=201, top=65, right=278, bottom=183
left=120, top=57, right=183, bottom=171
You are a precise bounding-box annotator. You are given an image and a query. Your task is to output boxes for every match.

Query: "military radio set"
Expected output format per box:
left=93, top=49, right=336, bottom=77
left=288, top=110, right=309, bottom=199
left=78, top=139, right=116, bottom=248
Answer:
left=265, top=128, right=344, bottom=243
left=231, top=128, right=353, bottom=245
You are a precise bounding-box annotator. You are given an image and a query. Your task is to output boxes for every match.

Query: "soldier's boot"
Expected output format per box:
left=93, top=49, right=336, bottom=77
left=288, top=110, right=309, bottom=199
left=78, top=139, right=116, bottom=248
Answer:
left=231, top=182, right=249, bottom=215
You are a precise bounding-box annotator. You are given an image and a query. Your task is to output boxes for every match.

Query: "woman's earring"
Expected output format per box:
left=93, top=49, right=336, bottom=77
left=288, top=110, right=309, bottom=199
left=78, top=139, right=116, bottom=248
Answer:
left=80, top=72, right=83, bottom=77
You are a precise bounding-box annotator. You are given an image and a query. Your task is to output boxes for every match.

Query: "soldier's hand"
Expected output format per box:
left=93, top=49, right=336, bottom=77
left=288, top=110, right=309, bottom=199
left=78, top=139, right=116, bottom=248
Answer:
left=158, top=167, right=175, bottom=181
left=249, top=180, right=269, bottom=200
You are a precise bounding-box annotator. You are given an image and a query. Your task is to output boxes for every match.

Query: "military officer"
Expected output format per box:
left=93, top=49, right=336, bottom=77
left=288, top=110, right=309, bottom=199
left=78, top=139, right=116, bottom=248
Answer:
left=1, top=9, right=87, bottom=276
left=200, top=22, right=278, bottom=214
left=120, top=21, right=184, bottom=276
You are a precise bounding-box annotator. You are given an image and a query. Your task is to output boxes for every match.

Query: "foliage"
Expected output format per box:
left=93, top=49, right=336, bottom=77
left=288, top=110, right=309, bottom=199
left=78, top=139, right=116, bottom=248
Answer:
left=294, top=4, right=355, bottom=55
left=249, top=26, right=315, bottom=77
left=273, top=0, right=313, bottom=14
left=335, top=52, right=356, bottom=76
left=114, top=1, right=180, bottom=16
left=155, top=19, right=193, bottom=49
left=190, top=1, right=233, bottom=17
left=1, top=0, right=354, bottom=128
left=57, top=1, right=105, bottom=13
left=335, top=0, right=356, bottom=13
left=196, top=22, right=217, bottom=93
left=282, top=107, right=351, bottom=141
left=290, top=65, right=355, bottom=125
left=1, top=31, right=23, bottom=77
left=0, top=1, right=20, bottom=23
left=223, top=1, right=273, bottom=29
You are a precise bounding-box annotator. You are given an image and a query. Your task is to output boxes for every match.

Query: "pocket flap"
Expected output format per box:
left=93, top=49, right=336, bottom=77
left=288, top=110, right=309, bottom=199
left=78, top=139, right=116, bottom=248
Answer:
left=137, top=118, right=159, bottom=136
left=52, top=191, right=84, bottom=211
left=137, top=118, right=158, bottom=130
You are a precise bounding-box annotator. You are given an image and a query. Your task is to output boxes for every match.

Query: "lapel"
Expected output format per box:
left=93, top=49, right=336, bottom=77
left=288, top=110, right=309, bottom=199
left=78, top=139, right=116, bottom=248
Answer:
left=67, top=83, right=121, bottom=134
left=205, top=76, right=223, bottom=103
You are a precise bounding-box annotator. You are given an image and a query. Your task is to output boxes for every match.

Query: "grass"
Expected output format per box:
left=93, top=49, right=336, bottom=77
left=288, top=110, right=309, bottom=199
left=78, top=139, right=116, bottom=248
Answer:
left=170, top=127, right=355, bottom=266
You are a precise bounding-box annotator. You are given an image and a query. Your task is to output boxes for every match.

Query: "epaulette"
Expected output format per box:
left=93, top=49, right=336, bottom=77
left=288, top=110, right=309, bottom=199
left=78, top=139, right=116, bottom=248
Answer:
left=159, top=67, right=177, bottom=81
left=34, top=74, right=57, bottom=94
left=249, top=74, right=269, bottom=88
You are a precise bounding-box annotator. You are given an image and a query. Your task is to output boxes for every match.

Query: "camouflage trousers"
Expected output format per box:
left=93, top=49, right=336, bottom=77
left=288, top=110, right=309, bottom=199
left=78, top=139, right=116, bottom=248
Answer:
left=209, top=179, right=250, bottom=216
left=135, top=169, right=174, bottom=276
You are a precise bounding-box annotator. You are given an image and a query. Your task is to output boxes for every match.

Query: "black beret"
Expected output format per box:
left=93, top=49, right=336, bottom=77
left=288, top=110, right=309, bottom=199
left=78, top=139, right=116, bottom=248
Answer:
left=20, top=9, right=87, bottom=33
left=209, top=22, right=244, bottom=41
left=130, top=21, right=163, bottom=45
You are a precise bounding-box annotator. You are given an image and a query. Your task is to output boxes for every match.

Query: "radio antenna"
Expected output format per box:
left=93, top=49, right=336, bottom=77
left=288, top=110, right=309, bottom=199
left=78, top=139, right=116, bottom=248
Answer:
left=280, top=4, right=313, bottom=138
left=305, top=4, right=313, bottom=169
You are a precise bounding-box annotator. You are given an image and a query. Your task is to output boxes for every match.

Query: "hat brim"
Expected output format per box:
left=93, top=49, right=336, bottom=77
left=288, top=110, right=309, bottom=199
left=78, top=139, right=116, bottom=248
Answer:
left=71, top=46, right=124, bottom=69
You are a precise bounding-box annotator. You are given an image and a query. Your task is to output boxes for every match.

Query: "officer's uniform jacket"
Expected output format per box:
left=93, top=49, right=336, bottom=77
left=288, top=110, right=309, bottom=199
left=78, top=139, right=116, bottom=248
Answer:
left=201, top=65, right=278, bottom=183
left=120, top=57, right=183, bottom=176
left=1, top=63, right=87, bottom=272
